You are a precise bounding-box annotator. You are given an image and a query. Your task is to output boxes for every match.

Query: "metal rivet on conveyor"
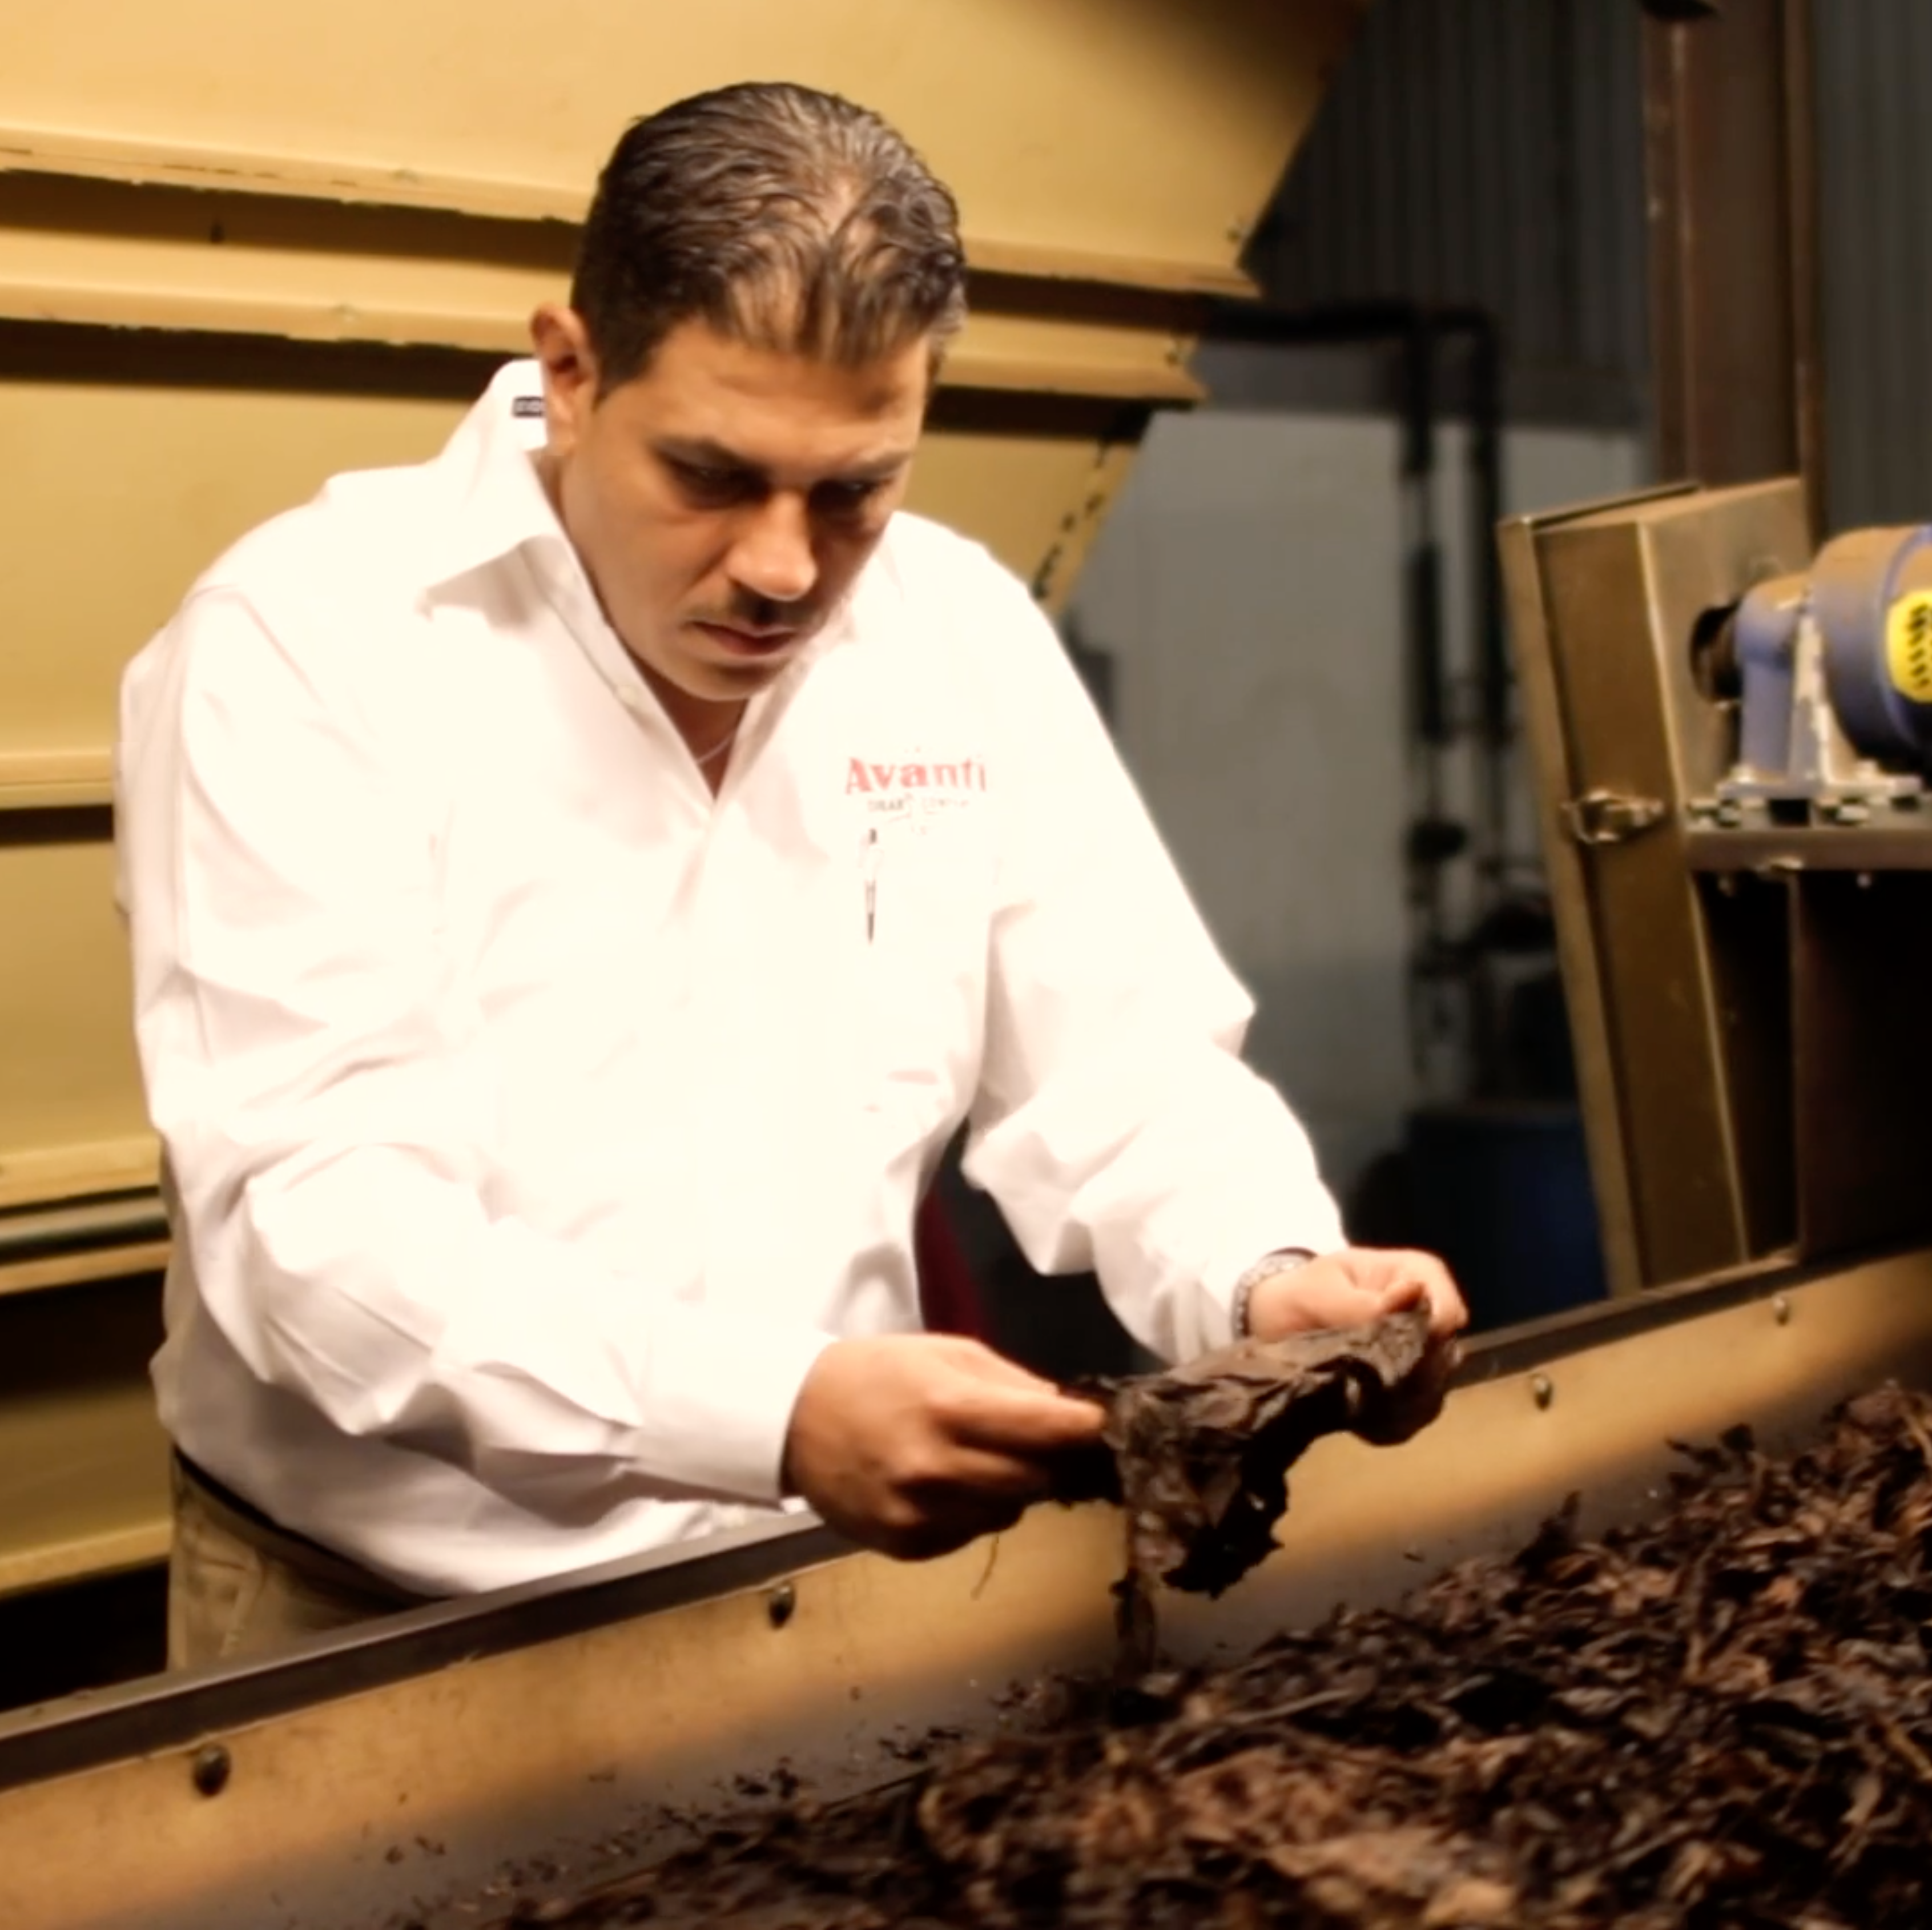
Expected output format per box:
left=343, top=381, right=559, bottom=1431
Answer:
left=1773, top=1294, right=1793, bottom=1325
left=767, top=1582, right=797, bottom=1629
left=191, top=1743, right=231, bottom=1797
left=1530, top=1374, right=1555, bottom=1410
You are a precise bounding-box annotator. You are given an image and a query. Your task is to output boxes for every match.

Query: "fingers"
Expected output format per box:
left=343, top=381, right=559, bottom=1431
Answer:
left=1339, top=1248, right=1470, bottom=1338
left=783, top=1334, right=1105, bottom=1567
left=1247, top=1256, right=1388, bottom=1337
left=948, top=1378, right=1108, bottom=1454
left=1396, top=1250, right=1469, bottom=1336
left=880, top=1495, right=1028, bottom=1562
left=1328, top=1252, right=1467, bottom=1445
left=924, top=1337, right=1108, bottom=1453
left=1245, top=1247, right=1471, bottom=1454
left=924, top=1334, right=1062, bottom=1393
left=882, top=1357, right=1102, bottom=1554
left=1374, top=1274, right=1428, bottom=1314
left=907, top=1444, right=1058, bottom=1503
left=865, top=1437, right=1045, bottom=1563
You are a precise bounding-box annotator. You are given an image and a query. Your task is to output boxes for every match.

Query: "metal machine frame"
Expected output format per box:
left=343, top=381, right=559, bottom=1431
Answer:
left=3, top=1249, right=1931, bottom=1929
left=1503, top=479, right=1932, bottom=1298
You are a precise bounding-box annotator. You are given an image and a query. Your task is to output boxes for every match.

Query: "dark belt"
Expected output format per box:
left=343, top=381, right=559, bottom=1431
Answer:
left=173, top=1451, right=435, bottom=1609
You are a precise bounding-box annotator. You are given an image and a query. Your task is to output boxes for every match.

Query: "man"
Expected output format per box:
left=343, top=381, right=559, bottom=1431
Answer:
left=116, top=82, right=1466, bottom=1668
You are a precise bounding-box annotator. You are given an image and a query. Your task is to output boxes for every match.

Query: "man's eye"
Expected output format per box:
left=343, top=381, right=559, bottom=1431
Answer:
left=673, top=462, right=748, bottom=500
left=816, top=480, right=885, bottom=515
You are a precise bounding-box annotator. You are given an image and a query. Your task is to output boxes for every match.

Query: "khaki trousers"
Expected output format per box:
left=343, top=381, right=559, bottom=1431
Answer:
left=167, top=1455, right=432, bottom=1669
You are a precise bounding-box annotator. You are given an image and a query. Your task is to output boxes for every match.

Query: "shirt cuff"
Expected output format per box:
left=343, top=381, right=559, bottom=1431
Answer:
left=1194, top=1235, right=1343, bottom=1352
left=629, top=1314, right=839, bottom=1505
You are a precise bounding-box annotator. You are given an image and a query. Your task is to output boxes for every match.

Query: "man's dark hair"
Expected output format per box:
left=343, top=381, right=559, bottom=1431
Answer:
left=571, top=82, right=968, bottom=391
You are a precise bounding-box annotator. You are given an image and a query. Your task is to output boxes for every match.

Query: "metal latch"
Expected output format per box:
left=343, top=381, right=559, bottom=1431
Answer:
left=1561, top=789, right=1667, bottom=847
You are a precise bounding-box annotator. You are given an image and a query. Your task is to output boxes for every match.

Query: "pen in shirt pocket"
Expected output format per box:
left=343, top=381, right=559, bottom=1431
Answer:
left=862, top=825, right=881, bottom=944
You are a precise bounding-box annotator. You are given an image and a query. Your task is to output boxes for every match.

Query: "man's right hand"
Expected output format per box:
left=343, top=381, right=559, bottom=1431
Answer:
left=782, top=1334, right=1106, bottom=1561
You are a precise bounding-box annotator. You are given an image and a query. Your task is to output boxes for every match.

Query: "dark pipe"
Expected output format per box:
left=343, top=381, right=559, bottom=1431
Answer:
left=1464, top=316, right=1509, bottom=911
left=1196, top=297, right=1512, bottom=1087
left=1401, top=310, right=1450, bottom=755
left=1198, top=295, right=1511, bottom=879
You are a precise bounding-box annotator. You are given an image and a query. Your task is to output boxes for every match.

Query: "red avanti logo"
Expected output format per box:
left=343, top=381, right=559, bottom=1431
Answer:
left=844, top=757, right=987, bottom=795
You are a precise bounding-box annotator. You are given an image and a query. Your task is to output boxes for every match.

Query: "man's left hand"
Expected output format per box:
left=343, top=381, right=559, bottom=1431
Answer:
left=1245, top=1246, right=1468, bottom=1444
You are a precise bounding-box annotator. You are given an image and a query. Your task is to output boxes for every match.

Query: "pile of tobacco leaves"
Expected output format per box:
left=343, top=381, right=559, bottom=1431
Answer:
left=505, top=1384, right=1932, bottom=1929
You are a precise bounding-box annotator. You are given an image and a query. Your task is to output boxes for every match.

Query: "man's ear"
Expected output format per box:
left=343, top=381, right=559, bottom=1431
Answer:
left=530, top=304, right=600, bottom=458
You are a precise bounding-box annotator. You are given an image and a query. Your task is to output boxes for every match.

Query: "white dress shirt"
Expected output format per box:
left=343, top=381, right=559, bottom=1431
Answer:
left=114, top=360, right=1344, bottom=1594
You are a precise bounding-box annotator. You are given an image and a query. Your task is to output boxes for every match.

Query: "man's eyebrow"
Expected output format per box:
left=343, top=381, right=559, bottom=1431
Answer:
left=831, top=451, right=917, bottom=485
left=653, top=436, right=763, bottom=475
left=652, top=436, right=914, bottom=486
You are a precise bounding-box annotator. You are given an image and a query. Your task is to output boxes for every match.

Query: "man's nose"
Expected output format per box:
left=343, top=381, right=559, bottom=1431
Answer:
left=728, top=493, right=818, bottom=608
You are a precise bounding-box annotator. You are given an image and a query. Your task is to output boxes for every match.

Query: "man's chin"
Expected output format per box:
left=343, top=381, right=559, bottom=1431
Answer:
left=687, top=653, right=791, bottom=695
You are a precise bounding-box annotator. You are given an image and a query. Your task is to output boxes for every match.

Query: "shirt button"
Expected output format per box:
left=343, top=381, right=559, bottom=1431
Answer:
left=618, top=688, right=645, bottom=713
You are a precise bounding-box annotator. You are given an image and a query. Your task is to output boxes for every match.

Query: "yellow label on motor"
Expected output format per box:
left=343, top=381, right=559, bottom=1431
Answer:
left=1888, top=592, right=1932, bottom=703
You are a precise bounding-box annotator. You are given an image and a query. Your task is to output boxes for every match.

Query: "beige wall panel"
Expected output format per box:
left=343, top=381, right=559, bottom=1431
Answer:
left=0, top=174, right=572, bottom=352
left=0, top=829, right=146, bottom=1179
left=0, top=1143, right=158, bottom=1216
left=0, top=1274, right=167, bottom=1596
left=0, top=367, right=468, bottom=764
left=1, top=0, right=1361, bottom=279
left=0, top=1240, right=169, bottom=1297
left=908, top=420, right=1140, bottom=609
left=0, top=176, right=1200, bottom=400
left=0, top=1374, right=168, bottom=1596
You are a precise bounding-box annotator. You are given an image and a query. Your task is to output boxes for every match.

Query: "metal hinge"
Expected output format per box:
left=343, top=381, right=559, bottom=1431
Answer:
left=1561, top=788, right=1667, bottom=847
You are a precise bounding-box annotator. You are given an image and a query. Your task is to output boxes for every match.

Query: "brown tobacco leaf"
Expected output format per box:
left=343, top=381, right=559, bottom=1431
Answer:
left=1069, top=1308, right=1435, bottom=1606
left=498, top=1378, right=1932, bottom=1930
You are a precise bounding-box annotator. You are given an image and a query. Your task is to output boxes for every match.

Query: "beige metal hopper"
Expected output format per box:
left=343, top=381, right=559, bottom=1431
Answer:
left=0, top=1, right=1364, bottom=1604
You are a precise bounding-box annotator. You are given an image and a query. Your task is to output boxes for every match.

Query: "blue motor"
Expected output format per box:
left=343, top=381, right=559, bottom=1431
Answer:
left=1712, top=527, right=1932, bottom=825
left=1813, top=525, right=1932, bottom=771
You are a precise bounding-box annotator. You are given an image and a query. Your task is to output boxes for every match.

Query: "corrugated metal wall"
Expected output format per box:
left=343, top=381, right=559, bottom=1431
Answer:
left=1813, top=0, right=1932, bottom=531
left=1236, top=0, right=1924, bottom=534
left=1237, top=0, right=1648, bottom=428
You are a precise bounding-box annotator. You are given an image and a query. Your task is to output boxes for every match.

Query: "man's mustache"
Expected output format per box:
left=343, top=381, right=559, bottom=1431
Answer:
left=690, top=593, right=826, bottom=633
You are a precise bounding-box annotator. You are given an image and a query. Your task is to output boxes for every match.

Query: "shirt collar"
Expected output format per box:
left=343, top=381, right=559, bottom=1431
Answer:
left=416, top=357, right=876, bottom=726
left=420, top=359, right=571, bottom=595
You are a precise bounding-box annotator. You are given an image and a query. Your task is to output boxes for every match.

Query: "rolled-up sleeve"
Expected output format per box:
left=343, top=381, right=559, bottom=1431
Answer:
left=960, top=567, right=1345, bottom=1362
left=117, top=588, right=831, bottom=1520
